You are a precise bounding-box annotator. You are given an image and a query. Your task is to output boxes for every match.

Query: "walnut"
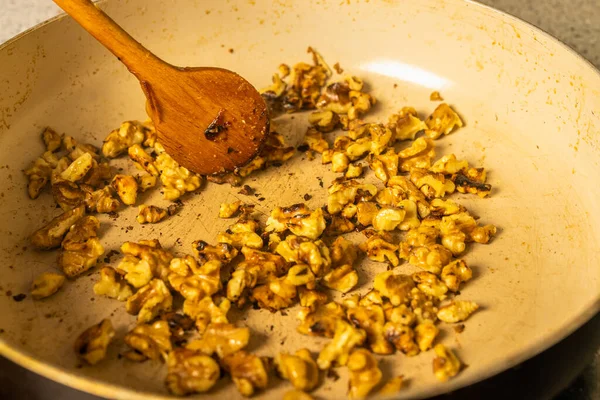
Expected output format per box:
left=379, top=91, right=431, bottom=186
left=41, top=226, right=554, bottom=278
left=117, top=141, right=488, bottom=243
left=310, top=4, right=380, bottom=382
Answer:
left=372, top=207, right=406, bottom=231
left=184, top=296, right=231, bottom=333
left=222, top=351, right=270, bottom=397
left=227, top=263, right=261, bottom=305
left=52, top=181, right=85, bottom=211
left=413, top=271, right=449, bottom=299
left=83, top=186, right=121, bottom=213
left=384, top=304, right=416, bottom=326
left=74, top=319, right=114, bottom=365
left=167, top=257, right=222, bottom=301
left=50, top=156, right=70, bottom=185
left=398, top=137, right=436, bottom=172
left=441, top=259, right=472, bottom=292
left=298, top=287, right=328, bottom=311
left=192, top=240, right=238, bottom=264
left=347, top=304, right=393, bottom=355
left=219, top=200, right=242, bottom=218
left=128, top=144, right=159, bottom=176
left=327, top=179, right=378, bottom=214
left=186, top=323, right=250, bottom=359
left=136, top=204, right=167, bottom=224
left=42, top=127, right=62, bottom=152
left=429, top=198, right=464, bottom=217
left=322, top=264, right=358, bottom=293
left=387, top=107, right=427, bottom=141
left=136, top=173, right=157, bottom=192
left=317, top=319, right=366, bottom=370
left=369, top=149, right=398, bottom=182
left=30, top=205, right=85, bottom=250
left=430, top=154, right=469, bottom=174
left=59, top=153, right=94, bottom=183
left=359, top=232, right=399, bottom=267
left=425, top=103, right=463, bottom=139
left=378, top=375, right=405, bottom=395
left=437, top=300, right=479, bottom=323
left=126, top=279, right=173, bottom=323
left=251, top=282, right=296, bottom=311
left=387, top=175, right=431, bottom=218
left=345, top=163, right=363, bottom=178
left=30, top=272, right=65, bottom=300
left=439, top=212, right=496, bottom=255
left=93, top=267, right=132, bottom=301
left=347, top=349, right=382, bottom=399
left=297, top=301, right=345, bottom=338
left=81, top=160, right=113, bottom=189
left=410, top=168, right=456, bottom=199
left=24, top=151, right=59, bottom=198
left=383, top=322, right=419, bottom=356
left=452, top=168, right=492, bottom=197
left=329, top=236, right=358, bottom=268
left=432, top=344, right=462, bottom=381
left=373, top=271, right=415, bottom=306
left=308, top=110, right=340, bottom=132
left=409, top=288, right=440, bottom=323
left=275, top=348, right=319, bottom=391
left=275, top=235, right=331, bottom=278
left=217, top=220, right=263, bottom=249
left=154, top=150, right=203, bottom=200
left=266, top=204, right=326, bottom=240
left=304, top=127, right=330, bottom=153
left=119, top=239, right=173, bottom=287
left=58, top=216, right=104, bottom=278
left=260, top=72, right=287, bottom=98
left=282, top=47, right=331, bottom=112
left=166, top=348, right=221, bottom=395
left=414, top=321, right=439, bottom=352
left=356, top=201, right=379, bottom=226
left=124, top=320, right=172, bottom=362
left=406, top=243, right=453, bottom=275
left=111, top=174, right=138, bottom=205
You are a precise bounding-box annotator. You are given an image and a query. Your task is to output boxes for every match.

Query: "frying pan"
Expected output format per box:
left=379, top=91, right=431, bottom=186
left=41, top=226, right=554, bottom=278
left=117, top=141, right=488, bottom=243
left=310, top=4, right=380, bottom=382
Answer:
left=0, top=0, right=598, bottom=399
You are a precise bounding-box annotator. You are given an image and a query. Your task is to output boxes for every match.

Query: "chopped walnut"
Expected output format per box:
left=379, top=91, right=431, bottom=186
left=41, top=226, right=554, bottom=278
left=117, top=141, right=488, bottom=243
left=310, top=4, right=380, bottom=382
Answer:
left=384, top=322, right=419, bottom=356
left=24, top=151, right=59, bottom=199
left=347, top=304, right=393, bottom=355
left=387, top=175, right=431, bottom=218
left=83, top=186, right=121, bottom=213
left=276, top=348, right=319, bottom=391
left=304, top=127, right=330, bottom=154
left=327, top=179, right=378, bottom=214
left=410, top=168, right=456, bottom=199
left=369, top=149, right=398, bottom=182
left=60, top=153, right=94, bottom=183
left=398, top=137, right=436, bottom=172
left=168, top=257, right=222, bottom=301
left=222, top=351, right=270, bottom=397
left=124, top=319, right=172, bottom=362
left=298, top=287, right=328, bottom=311
left=441, top=259, right=472, bottom=291
left=347, top=349, right=382, bottom=399
left=356, top=201, right=379, bottom=226
left=102, top=120, right=153, bottom=158
left=126, top=278, right=173, bottom=323
left=192, top=240, right=238, bottom=264
left=136, top=204, right=167, bottom=224
left=266, top=204, right=326, bottom=240
left=379, top=375, right=405, bottom=395
left=166, top=348, right=221, bottom=395
left=432, top=344, right=462, bottom=381
left=324, top=214, right=355, bottom=236
left=93, top=267, right=132, bottom=301
left=74, top=319, right=114, bottom=365
left=323, top=264, right=358, bottom=293
left=437, top=300, right=479, bottom=323
left=283, top=390, right=315, bottom=400
left=430, top=154, right=469, bottom=174
left=439, top=212, right=496, bottom=255
left=137, top=173, right=157, bottom=192
left=30, top=205, right=85, bottom=250
left=414, top=320, right=439, bottom=352
left=128, top=144, right=159, bottom=176
left=154, top=149, right=203, bottom=200
left=42, top=127, right=62, bottom=152
left=452, top=168, right=492, bottom=197
left=281, top=47, right=331, bottom=112
left=387, top=107, right=428, bottom=141
left=372, top=207, right=406, bottom=231
left=425, top=103, right=463, bottom=139
left=308, top=110, right=340, bottom=132
left=58, top=215, right=104, bottom=278
left=405, top=243, right=453, bottom=275
left=119, top=239, right=173, bottom=287
left=186, top=323, right=250, bottom=359
left=81, top=160, right=113, bottom=189
left=217, top=219, right=263, bottom=249
left=413, top=271, right=449, bottom=299
left=373, top=271, right=415, bottom=306
left=345, top=163, right=363, bottom=178
left=30, top=272, right=65, bottom=300
left=359, top=231, right=400, bottom=267
left=409, top=287, right=440, bottom=323
left=111, top=174, right=138, bottom=205
left=219, top=200, right=242, bottom=218
left=184, top=296, right=231, bottom=333
left=317, top=319, right=366, bottom=370
left=384, top=304, right=416, bottom=326
left=297, top=301, right=345, bottom=338
left=251, top=282, right=296, bottom=311
left=52, top=181, right=85, bottom=211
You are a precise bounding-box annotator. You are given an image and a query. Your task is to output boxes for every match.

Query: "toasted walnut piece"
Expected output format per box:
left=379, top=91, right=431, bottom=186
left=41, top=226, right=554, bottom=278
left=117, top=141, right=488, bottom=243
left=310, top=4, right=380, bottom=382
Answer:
left=347, top=349, right=382, bottom=399
left=281, top=48, right=331, bottom=112
left=384, top=322, right=419, bottom=356
left=387, top=107, right=428, bottom=141
left=83, top=185, right=121, bottom=213
left=50, top=156, right=70, bottom=185
left=30, top=272, right=65, bottom=300
left=58, top=216, right=104, bottom=278
left=219, top=200, right=242, bottom=218
left=404, top=225, right=440, bottom=248
left=119, top=239, right=173, bottom=287
left=379, top=375, right=405, bottom=395
left=62, top=136, right=99, bottom=161
left=136, top=205, right=167, bottom=224
left=430, top=154, right=469, bottom=174
left=437, top=300, right=479, bottom=323
left=347, top=305, right=393, bottom=355
left=358, top=290, right=384, bottom=307
left=387, top=175, right=431, bottom=218
left=304, top=127, right=330, bottom=154
left=93, top=267, right=132, bottom=301
left=415, top=321, right=439, bottom=352
left=329, top=236, right=358, bottom=268
left=327, top=180, right=378, bottom=214
left=438, top=212, right=496, bottom=255
left=283, top=390, right=315, bottom=400
left=409, top=168, right=456, bottom=199
left=241, top=245, right=289, bottom=279
left=154, top=150, right=203, bottom=200
left=217, top=219, right=263, bottom=249
left=266, top=204, right=326, bottom=240
left=341, top=203, right=358, bottom=219
left=276, top=348, right=319, bottom=391
left=359, top=232, right=400, bottom=267
left=124, top=320, right=172, bottom=362
left=317, top=319, right=366, bottom=370
left=136, top=173, right=157, bottom=192
left=309, top=110, right=340, bottom=132
left=398, top=137, right=436, bottom=172
left=74, top=319, right=114, bottom=365
left=251, top=282, right=296, bottom=311
left=187, top=323, right=250, bottom=359
left=452, top=167, right=492, bottom=197
left=110, top=174, right=138, bottom=205
left=59, top=153, right=94, bottom=183
left=429, top=198, right=464, bottom=218
left=372, top=207, right=406, bottom=231
left=192, top=240, right=238, bottom=264
left=102, top=120, right=152, bottom=158
left=298, top=287, right=328, bottom=311
left=323, top=264, right=358, bottom=293
left=24, top=151, right=60, bottom=199
left=413, top=271, right=449, bottom=299
left=81, top=160, right=113, bottom=189
left=369, top=149, right=399, bottom=182
left=425, top=103, right=463, bottom=139
left=30, top=205, right=85, bottom=250
left=118, top=255, right=152, bottom=288
left=356, top=201, right=379, bottom=226
left=166, top=348, right=220, bottom=395
left=227, top=263, right=260, bottom=305
left=432, top=344, right=462, bottom=381
left=222, top=351, right=270, bottom=397
left=441, top=259, right=472, bottom=292
left=384, top=304, right=416, bottom=326
left=41, top=127, right=62, bottom=152
left=297, top=301, right=345, bottom=338
left=407, top=244, right=453, bottom=275
left=128, top=144, right=159, bottom=176
left=332, top=151, right=349, bottom=173
left=126, top=279, right=173, bottom=323
left=52, top=181, right=85, bottom=211
left=325, top=215, right=355, bottom=236
left=275, top=235, right=331, bottom=278
left=345, top=163, right=363, bottom=178
left=168, top=257, right=222, bottom=301
left=374, top=271, right=415, bottom=306
left=184, top=296, right=231, bottom=333
left=260, top=72, right=287, bottom=98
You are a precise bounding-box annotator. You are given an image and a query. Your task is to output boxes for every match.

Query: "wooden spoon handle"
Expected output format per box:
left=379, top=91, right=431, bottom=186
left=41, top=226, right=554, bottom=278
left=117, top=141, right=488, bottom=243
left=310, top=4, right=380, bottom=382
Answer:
left=53, top=0, right=168, bottom=79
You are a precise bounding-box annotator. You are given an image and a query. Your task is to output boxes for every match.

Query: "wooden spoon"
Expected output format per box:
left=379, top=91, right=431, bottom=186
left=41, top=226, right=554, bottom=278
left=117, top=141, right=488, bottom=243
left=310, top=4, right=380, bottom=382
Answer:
left=53, top=0, right=269, bottom=175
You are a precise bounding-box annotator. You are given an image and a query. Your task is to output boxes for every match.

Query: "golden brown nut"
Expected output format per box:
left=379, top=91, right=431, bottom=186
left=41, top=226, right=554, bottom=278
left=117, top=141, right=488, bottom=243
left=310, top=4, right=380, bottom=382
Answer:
left=373, top=271, right=415, bottom=306
left=414, top=320, right=439, bottom=352
left=51, top=181, right=85, bottom=211
left=124, top=319, right=172, bottom=362
left=347, top=349, right=382, bottom=399
left=440, top=259, right=472, bottom=292
left=166, top=348, right=220, bottom=395
left=324, top=215, right=356, bottom=236
left=50, top=156, right=70, bottom=185
left=379, top=375, right=405, bottom=395
left=347, top=304, right=393, bottom=355
left=309, top=110, right=340, bottom=132
left=409, top=287, right=440, bottom=323
left=387, top=107, right=427, bottom=141
left=167, top=257, right=222, bottom=301
left=137, top=205, right=167, bottom=224
left=409, top=168, right=456, bottom=199
left=387, top=175, right=431, bottom=218
left=275, top=348, right=319, bottom=391
left=432, top=344, right=462, bottom=381
left=74, top=319, right=114, bottom=365
left=304, top=127, right=330, bottom=154
left=60, top=153, right=94, bottom=183
left=154, top=148, right=203, bottom=200
left=251, top=282, right=296, bottom=311
left=222, top=351, right=270, bottom=397
left=30, top=205, right=85, bottom=250
left=398, top=137, right=436, bottom=172
left=118, top=239, right=173, bottom=287
left=452, top=168, right=492, bottom=197
left=266, top=204, right=326, bottom=240
left=217, top=219, right=263, bottom=249
left=227, top=263, right=261, bottom=305
left=372, top=207, right=406, bottom=231
left=322, top=264, right=358, bottom=293
left=128, top=144, right=159, bottom=176
left=102, top=120, right=153, bottom=158
left=345, top=163, right=363, bottom=178
left=329, top=236, right=358, bottom=268
left=406, top=243, right=453, bottom=275
left=384, top=322, right=419, bottom=356
left=24, top=151, right=59, bottom=199
left=297, top=301, right=345, bottom=338
left=184, top=296, right=231, bottom=333
left=126, top=278, right=173, bottom=323
left=275, top=235, right=331, bottom=278
left=192, top=240, right=238, bottom=264
left=186, top=323, right=250, bottom=359
left=42, top=127, right=62, bottom=152
left=317, top=319, right=366, bottom=369
left=136, top=173, right=157, bottom=192
left=219, top=200, right=242, bottom=218
left=83, top=185, right=121, bottom=213
left=62, top=135, right=99, bottom=161
left=359, top=231, right=400, bottom=267
left=58, top=216, right=104, bottom=278
left=425, top=103, right=463, bottom=139
left=430, top=154, right=469, bottom=174
left=384, top=304, right=416, bottom=326
left=80, top=159, right=113, bottom=189
left=437, top=300, right=479, bottom=323
left=298, top=287, right=328, bottom=311
left=413, top=271, right=449, bottom=299
left=111, top=174, right=138, bottom=205
left=30, top=272, right=65, bottom=300
left=356, top=201, right=379, bottom=227
left=93, top=267, right=132, bottom=301
left=327, top=180, right=378, bottom=214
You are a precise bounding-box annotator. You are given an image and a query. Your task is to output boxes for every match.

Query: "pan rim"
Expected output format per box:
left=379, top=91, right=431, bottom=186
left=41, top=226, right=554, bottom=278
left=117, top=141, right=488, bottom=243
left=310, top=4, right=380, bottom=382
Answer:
left=0, top=0, right=599, bottom=398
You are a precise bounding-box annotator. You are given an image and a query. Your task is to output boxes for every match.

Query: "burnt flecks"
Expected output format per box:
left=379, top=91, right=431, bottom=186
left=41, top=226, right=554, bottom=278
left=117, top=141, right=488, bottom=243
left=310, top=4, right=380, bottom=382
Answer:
left=238, top=185, right=254, bottom=196
left=296, top=144, right=309, bottom=152
left=204, top=109, right=230, bottom=141
left=12, top=293, right=26, bottom=302
left=453, top=173, right=492, bottom=192
left=303, top=194, right=312, bottom=201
